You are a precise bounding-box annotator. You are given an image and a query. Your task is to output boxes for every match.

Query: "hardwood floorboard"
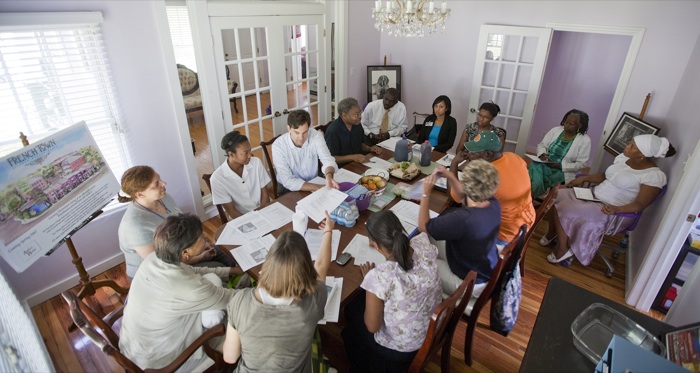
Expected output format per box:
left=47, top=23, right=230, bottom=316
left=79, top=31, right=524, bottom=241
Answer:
left=34, top=214, right=663, bottom=372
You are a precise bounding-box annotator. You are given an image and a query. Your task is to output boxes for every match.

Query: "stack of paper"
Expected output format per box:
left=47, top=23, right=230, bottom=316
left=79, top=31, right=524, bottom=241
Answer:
left=343, top=234, right=386, bottom=266
left=304, top=229, right=340, bottom=261
left=318, top=276, right=343, bottom=324
left=436, top=154, right=455, bottom=167
left=216, top=211, right=274, bottom=246
left=334, top=168, right=362, bottom=184
left=434, top=171, right=464, bottom=190
left=377, top=137, right=406, bottom=151
left=389, top=200, right=438, bottom=234
left=258, top=202, right=294, bottom=230
left=296, top=187, right=348, bottom=223
left=363, top=157, right=393, bottom=169
left=229, top=234, right=276, bottom=271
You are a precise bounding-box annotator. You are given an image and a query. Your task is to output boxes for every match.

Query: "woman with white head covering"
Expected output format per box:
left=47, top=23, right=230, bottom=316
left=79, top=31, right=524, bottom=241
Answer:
left=539, top=134, right=675, bottom=266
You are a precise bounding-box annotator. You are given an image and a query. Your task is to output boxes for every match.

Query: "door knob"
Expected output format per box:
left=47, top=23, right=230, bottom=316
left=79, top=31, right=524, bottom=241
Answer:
left=470, top=108, right=476, bottom=113
left=274, top=111, right=281, bottom=117
left=283, top=109, right=290, bottom=114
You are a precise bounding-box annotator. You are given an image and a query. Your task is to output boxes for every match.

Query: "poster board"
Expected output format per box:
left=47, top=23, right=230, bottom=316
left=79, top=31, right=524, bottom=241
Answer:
left=0, top=122, right=119, bottom=272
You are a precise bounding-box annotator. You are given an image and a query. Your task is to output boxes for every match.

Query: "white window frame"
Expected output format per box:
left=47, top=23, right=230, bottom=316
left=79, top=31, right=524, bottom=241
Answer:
left=0, top=12, right=131, bottom=187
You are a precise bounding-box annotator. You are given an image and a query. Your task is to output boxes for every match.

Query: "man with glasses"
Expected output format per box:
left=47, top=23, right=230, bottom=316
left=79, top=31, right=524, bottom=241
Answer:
left=361, top=88, right=407, bottom=144
left=325, top=97, right=383, bottom=166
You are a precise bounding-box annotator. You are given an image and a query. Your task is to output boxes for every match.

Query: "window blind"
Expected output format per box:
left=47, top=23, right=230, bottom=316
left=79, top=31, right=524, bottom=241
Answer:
left=166, top=6, right=198, bottom=72
left=0, top=17, right=130, bottom=179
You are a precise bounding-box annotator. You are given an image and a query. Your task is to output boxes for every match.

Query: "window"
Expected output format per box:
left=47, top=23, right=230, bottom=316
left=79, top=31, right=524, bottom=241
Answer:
left=0, top=12, right=130, bottom=179
left=166, top=6, right=197, bottom=71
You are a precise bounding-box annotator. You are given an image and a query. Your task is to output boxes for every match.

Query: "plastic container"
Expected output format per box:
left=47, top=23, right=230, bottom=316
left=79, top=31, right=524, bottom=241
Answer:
left=394, top=135, right=409, bottom=162
left=420, top=140, right=432, bottom=166
left=330, top=200, right=359, bottom=227
left=571, top=303, right=665, bottom=364
left=338, top=182, right=372, bottom=211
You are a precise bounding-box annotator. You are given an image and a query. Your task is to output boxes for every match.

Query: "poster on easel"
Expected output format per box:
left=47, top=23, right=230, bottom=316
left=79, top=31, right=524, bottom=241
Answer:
left=0, top=122, right=119, bottom=272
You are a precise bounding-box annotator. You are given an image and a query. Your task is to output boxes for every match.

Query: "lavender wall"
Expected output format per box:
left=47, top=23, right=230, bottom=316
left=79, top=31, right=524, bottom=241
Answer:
left=0, top=0, right=196, bottom=303
left=528, top=31, right=631, bottom=155
left=346, top=2, right=381, bottom=106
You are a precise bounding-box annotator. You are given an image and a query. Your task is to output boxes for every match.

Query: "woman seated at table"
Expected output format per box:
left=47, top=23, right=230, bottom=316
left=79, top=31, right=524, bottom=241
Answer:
left=528, top=109, right=591, bottom=198
left=118, top=166, right=233, bottom=279
left=325, top=97, right=383, bottom=166
left=211, top=130, right=272, bottom=220
left=119, top=214, right=240, bottom=371
left=222, top=212, right=334, bottom=371
left=457, top=101, right=506, bottom=152
left=342, top=210, right=442, bottom=372
left=416, top=95, right=457, bottom=153
left=542, top=134, right=675, bottom=266
left=419, top=159, right=501, bottom=298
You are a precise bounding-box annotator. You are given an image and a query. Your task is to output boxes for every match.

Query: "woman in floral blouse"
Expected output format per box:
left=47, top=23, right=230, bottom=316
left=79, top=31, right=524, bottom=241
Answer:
left=341, top=211, right=442, bottom=372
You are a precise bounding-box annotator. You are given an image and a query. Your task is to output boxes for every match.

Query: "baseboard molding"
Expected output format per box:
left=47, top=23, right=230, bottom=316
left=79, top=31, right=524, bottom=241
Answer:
left=25, top=253, right=126, bottom=307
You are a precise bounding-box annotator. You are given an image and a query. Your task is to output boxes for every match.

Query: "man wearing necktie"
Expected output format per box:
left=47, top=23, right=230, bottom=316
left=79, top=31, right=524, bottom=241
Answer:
left=361, top=88, right=407, bottom=145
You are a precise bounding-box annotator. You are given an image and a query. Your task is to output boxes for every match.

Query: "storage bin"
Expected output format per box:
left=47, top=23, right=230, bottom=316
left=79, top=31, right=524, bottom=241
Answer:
left=571, top=303, right=665, bottom=364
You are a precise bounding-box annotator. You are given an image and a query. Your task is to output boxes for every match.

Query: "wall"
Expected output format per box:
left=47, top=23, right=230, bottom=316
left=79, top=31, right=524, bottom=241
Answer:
left=631, top=33, right=700, bottom=292
left=0, top=0, right=196, bottom=304
left=346, top=1, right=381, bottom=106
left=362, top=1, right=700, bottom=156
left=528, top=31, right=630, bottom=155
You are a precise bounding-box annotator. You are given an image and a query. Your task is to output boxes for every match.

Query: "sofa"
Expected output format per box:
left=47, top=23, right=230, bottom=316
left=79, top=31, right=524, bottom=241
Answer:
left=177, top=64, right=238, bottom=113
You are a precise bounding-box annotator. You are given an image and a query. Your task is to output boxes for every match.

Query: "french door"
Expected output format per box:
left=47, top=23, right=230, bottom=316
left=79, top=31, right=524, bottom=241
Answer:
left=467, top=25, right=552, bottom=154
left=209, top=15, right=327, bottom=165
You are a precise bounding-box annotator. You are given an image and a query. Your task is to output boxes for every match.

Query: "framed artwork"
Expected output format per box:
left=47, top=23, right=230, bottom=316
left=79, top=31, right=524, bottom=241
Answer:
left=367, top=65, right=401, bottom=103
left=604, top=112, right=660, bottom=155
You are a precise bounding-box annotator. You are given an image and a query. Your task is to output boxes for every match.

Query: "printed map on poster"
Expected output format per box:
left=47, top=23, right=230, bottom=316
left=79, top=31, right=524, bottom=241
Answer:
left=0, top=122, right=119, bottom=272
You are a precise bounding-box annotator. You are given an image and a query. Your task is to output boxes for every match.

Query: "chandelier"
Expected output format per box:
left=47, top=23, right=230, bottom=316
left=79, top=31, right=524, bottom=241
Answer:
left=372, top=0, right=451, bottom=38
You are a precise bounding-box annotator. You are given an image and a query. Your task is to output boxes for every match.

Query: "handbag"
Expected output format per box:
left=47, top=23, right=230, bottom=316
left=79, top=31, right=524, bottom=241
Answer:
left=490, top=260, right=522, bottom=337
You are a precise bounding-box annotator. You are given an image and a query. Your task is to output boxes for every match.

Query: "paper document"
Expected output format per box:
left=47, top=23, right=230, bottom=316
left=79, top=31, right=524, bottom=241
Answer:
left=318, top=277, right=343, bottom=324
left=334, top=168, right=362, bottom=184
left=363, top=157, right=393, bottom=169
left=390, top=200, right=438, bottom=234
left=343, top=234, right=387, bottom=266
left=436, top=154, right=454, bottom=167
left=573, top=187, right=600, bottom=202
left=228, top=211, right=274, bottom=240
left=526, top=154, right=548, bottom=163
left=229, top=234, right=276, bottom=271
left=257, top=202, right=294, bottom=230
left=434, top=172, right=464, bottom=190
left=377, top=137, right=402, bottom=151
left=304, top=229, right=340, bottom=261
left=296, top=187, right=348, bottom=223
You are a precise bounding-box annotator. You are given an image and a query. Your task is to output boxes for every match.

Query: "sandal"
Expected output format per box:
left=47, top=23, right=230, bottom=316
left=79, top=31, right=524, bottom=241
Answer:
left=547, top=249, right=574, bottom=264
left=539, top=234, right=557, bottom=246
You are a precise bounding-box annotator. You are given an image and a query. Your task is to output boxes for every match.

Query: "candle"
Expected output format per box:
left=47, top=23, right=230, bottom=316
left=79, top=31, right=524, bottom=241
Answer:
left=375, top=0, right=381, bottom=10
left=428, top=1, right=434, bottom=13
left=386, top=1, right=392, bottom=11
left=407, top=0, right=413, bottom=12
left=441, top=1, right=447, bottom=13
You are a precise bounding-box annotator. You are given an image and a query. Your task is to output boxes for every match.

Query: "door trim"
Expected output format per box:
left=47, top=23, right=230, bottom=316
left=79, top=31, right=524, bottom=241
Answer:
left=547, top=23, right=645, bottom=174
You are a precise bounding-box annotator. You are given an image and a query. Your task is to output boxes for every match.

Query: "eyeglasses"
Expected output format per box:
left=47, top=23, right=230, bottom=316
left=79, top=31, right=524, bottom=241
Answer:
left=347, top=111, right=362, bottom=119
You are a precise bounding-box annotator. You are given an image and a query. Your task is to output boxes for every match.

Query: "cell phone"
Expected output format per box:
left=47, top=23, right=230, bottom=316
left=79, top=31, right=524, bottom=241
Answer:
left=335, top=252, right=352, bottom=266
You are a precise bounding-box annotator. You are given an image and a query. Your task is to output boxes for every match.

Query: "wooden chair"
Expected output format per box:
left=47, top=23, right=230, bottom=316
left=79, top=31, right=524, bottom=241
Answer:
left=460, top=225, right=527, bottom=366
left=408, top=271, right=478, bottom=373
left=260, top=134, right=282, bottom=199
left=315, top=120, right=332, bottom=134
left=202, top=173, right=228, bottom=225
left=520, top=184, right=558, bottom=277
left=62, top=290, right=228, bottom=373
left=406, top=112, right=430, bottom=141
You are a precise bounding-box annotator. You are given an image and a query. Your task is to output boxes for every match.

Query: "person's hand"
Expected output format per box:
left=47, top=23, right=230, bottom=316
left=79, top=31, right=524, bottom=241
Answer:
left=229, top=266, right=243, bottom=277
left=601, top=205, right=619, bottom=215
left=433, top=165, right=449, bottom=178
left=546, top=162, right=561, bottom=170
left=318, top=210, right=335, bottom=232
left=453, top=150, right=468, bottom=165
left=360, top=262, right=375, bottom=277
left=325, top=175, right=339, bottom=189
left=539, top=153, right=549, bottom=161
left=567, top=176, right=585, bottom=188
left=353, top=154, right=367, bottom=163
left=423, top=172, right=437, bottom=194
left=371, top=145, right=383, bottom=155
left=197, top=244, right=216, bottom=262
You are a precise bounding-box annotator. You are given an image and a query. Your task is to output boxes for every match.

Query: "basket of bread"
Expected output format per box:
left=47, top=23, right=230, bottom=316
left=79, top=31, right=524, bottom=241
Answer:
left=388, top=161, right=421, bottom=181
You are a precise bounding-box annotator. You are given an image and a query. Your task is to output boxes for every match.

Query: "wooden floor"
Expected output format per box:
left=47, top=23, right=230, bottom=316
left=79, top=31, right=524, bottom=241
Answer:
left=33, top=217, right=663, bottom=373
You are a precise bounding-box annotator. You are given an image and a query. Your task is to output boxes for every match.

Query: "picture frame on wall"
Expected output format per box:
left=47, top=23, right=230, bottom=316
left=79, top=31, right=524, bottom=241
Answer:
left=604, top=112, right=660, bottom=155
left=367, top=65, right=401, bottom=103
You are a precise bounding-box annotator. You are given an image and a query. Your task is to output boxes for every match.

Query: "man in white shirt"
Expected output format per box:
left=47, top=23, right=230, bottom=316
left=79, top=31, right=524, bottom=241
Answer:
left=272, top=110, right=339, bottom=192
left=361, top=88, right=407, bottom=144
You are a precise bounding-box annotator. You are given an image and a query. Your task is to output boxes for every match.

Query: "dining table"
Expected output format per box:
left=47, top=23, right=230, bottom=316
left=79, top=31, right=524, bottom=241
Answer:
left=216, top=146, right=453, bottom=306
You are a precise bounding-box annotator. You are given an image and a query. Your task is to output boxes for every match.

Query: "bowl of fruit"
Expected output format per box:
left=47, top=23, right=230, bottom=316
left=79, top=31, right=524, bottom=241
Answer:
left=359, top=174, right=388, bottom=196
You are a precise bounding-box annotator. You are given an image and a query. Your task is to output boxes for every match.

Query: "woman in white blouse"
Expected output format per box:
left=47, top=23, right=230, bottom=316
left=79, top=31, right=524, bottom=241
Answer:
left=211, top=130, right=272, bottom=219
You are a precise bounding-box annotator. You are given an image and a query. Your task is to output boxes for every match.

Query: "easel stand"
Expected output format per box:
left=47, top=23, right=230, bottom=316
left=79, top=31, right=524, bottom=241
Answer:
left=19, top=132, right=129, bottom=301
